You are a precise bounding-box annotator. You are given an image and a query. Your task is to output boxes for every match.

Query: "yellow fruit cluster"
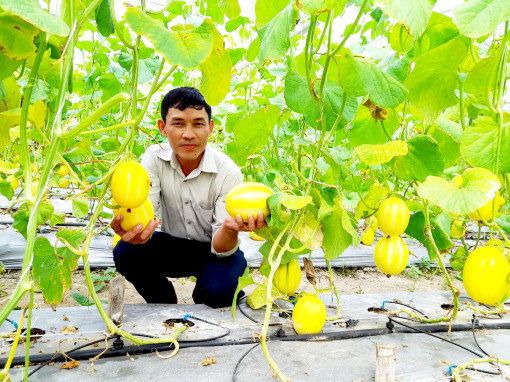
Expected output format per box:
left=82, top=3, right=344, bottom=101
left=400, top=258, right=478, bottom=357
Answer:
left=373, top=197, right=410, bottom=276
left=111, top=161, right=154, bottom=232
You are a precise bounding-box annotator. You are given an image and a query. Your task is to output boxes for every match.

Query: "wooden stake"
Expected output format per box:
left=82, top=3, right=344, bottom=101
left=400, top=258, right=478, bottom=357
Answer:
left=375, top=344, right=396, bottom=382
left=108, top=275, right=126, bottom=325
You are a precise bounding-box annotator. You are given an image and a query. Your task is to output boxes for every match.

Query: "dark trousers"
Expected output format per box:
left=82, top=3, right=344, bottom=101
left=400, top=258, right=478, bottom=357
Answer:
left=113, top=231, right=247, bottom=308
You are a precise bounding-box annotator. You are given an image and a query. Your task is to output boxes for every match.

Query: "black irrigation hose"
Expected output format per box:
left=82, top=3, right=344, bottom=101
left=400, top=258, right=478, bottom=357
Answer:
left=388, top=317, right=501, bottom=377
left=5, top=308, right=510, bottom=378
left=17, top=314, right=230, bottom=379
left=26, top=336, right=110, bottom=378
left=387, top=316, right=485, bottom=358
left=237, top=295, right=291, bottom=326
left=471, top=314, right=491, bottom=358
left=381, top=300, right=430, bottom=319
left=231, top=343, right=260, bottom=382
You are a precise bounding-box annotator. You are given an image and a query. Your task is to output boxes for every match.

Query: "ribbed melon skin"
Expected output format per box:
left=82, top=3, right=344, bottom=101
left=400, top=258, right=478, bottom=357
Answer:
left=225, top=182, right=273, bottom=222
left=111, top=161, right=150, bottom=209
left=114, top=198, right=154, bottom=232
left=377, top=197, right=410, bottom=236
left=274, top=259, right=301, bottom=294
left=374, top=235, right=409, bottom=275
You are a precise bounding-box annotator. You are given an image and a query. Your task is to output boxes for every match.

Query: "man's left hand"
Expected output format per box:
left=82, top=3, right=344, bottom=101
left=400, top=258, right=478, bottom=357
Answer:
left=224, top=212, right=267, bottom=233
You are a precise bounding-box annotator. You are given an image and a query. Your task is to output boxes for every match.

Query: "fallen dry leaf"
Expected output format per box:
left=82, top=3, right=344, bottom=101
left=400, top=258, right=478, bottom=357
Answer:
left=60, top=325, right=79, bottom=334
left=62, top=315, right=69, bottom=321
left=60, top=360, right=80, bottom=369
left=203, top=357, right=216, bottom=366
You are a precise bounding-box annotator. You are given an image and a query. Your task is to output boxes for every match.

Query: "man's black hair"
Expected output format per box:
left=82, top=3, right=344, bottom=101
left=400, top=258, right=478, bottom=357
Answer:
left=160, top=87, right=212, bottom=122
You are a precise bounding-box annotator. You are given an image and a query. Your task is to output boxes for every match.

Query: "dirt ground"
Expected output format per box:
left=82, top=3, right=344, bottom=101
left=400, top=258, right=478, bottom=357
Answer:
left=0, top=266, right=463, bottom=310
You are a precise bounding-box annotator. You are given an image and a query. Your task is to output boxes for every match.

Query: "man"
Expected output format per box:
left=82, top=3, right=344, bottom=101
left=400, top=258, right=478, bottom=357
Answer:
left=111, top=87, right=266, bottom=308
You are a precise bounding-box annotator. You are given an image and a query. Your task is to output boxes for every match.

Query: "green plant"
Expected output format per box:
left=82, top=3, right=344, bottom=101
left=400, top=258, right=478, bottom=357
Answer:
left=404, top=265, right=423, bottom=292
left=0, top=0, right=509, bottom=380
left=90, top=267, right=118, bottom=292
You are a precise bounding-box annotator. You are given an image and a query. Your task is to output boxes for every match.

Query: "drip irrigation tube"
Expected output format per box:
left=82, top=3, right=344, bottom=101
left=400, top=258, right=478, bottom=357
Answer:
left=4, top=315, right=510, bottom=370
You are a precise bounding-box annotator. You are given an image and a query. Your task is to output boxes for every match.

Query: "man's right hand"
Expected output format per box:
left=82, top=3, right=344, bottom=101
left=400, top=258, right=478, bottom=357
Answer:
left=111, top=215, right=160, bottom=245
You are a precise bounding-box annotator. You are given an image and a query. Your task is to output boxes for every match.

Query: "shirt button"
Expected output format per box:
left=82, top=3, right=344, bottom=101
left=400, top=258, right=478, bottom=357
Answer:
left=185, top=201, right=189, bottom=205
left=187, top=221, right=192, bottom=225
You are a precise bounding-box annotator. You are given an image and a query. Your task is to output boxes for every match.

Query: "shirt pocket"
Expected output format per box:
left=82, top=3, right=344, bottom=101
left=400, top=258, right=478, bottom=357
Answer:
left=194, top=203, right=214, bottom=238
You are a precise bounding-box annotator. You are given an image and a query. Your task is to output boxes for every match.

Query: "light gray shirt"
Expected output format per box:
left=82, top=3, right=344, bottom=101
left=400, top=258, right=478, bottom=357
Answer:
left=141, top=142, right=243, bottom=257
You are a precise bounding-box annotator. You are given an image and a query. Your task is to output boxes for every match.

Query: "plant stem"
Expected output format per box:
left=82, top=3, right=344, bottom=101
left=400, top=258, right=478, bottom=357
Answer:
left=59, top=93, right=131, bottom=139
left=25, top=287, right=34, bottom=381
left=109, top=0, right=133, bottom=49
left=20, top=32, right=47, bottom=201
left=452, top=357, right=510, bottom=381
left=458, top=78, right=466, bottom=130
left=330, top=0, right=369, bottom=57
left=423, top=201, right=458, bottom=321
left=259, top=219, right=297, bottom=381
left=325, top=259, right=341, bottom=321
left=0, top=308, right=27, bottom=379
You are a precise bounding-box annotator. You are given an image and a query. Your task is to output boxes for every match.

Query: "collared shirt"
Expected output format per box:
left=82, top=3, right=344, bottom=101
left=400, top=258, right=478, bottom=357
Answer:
left=141, top=142, right=243, bottom=257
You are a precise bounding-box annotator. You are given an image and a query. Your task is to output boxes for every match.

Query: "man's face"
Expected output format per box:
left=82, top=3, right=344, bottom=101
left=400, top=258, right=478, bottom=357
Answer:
left=157, top=106, right=213, bottom=171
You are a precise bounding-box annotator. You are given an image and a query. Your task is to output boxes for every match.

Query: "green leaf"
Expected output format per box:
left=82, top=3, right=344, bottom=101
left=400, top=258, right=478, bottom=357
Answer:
left=338, top=55, right=408, bottom=108
left=404, top=38, right=468, bottom=123
left=218, top=0, right=241, bottom=19
left=464, top=56, right=498, bottom=102
left=280, top=195, right=313, bottom=210
left=428, top=118, right=462, bottom=168
left=232, top=105, right=280, bottom=165
left=255, top=0, right=289, bottom=29
left=70, top=291, right=95, bottom=306
left=0, top=110, right=19, bottom=153
left=284, top=72, right=358, bottom=128
left=0, top=76, right=20, bottom=113
left=246, top=282, right=280, bottom=310
left=0, top=14, right=37, bottom=60
left=98, top=73, right=122, bottom=102
left=393, top=135, right=444, bottom=182
left=57, top=229, right=84, bottom=290
left=416, top=12, right=459, bottom=56
left=355, top=184, right=389, bottom=220
left=0, top=180, right=13, bottom=200
left=417, top=167, right=501, bottom=215
left=257, top=3, right=298, bottom=62
left=300, top=0, right=337, bottom=14
left=13, top=201, right=54, bottom=238
left=405, top=211, right=453, bottom=259
left=137, top=55, right=161, bottom=84
left=49, top=211, right=65, bottom=226
left=374, top=0, right=436, bottom=37
left=0, top=51, right=21, bottom=80
left=125, top=8, right=213, bottom=69
left=0, top=0, right=70, bottom=36
left=95, top=0, right=115, bottom=37
left=389, top=24, right=413, bottom=53
left=199, top=26, right=232, bottom=106
left=72, top=195, right=89, bottom=218
left=355, top=140, right=408, bottom=166
left=322, top=205, right=357, bottom=259
left=461, top=116, right=510, bottom=174
left=347, top=107, right=400, bottom=147
left=32, top=237, right=68, bottom=305
left=231, top=267, right=257, bottom=318
left=453, top=0, right=510, bottom=39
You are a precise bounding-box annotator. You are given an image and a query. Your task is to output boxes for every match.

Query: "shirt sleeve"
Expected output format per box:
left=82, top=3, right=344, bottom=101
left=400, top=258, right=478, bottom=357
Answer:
left=211, top=168, right=243, bottom=257
left=141, top=146, right=161, bottom=218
